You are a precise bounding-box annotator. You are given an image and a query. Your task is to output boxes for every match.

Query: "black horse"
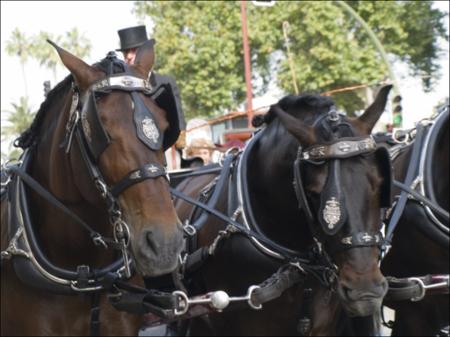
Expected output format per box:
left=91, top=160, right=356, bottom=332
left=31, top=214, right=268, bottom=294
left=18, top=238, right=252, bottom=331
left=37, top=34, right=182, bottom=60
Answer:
left=173, top=86, right=393, bottom=335
left=381, top=104, right=449, bottom=336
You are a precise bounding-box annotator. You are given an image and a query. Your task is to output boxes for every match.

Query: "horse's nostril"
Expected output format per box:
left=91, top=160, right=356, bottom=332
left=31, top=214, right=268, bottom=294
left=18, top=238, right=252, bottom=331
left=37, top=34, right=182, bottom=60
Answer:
left=145, top=230, right=159, bottom=255
left=378, top=278, right=389, bottom=296
left=342, top=285, right=352, bottom=299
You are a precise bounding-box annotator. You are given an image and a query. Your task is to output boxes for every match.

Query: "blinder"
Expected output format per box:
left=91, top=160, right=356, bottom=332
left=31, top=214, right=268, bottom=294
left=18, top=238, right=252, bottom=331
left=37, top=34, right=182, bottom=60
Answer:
left=151, top=83, right=181, bottom=150
left=80, top=92, right=111, bottom=162
left=374, top=145, right=393, bottom=208
left=80, top=77, right=180, bottom=163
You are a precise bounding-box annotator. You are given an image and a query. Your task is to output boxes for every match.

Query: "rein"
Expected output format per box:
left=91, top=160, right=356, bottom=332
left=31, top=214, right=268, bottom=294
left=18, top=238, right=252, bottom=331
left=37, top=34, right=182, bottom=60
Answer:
left=383, top=106, right=450, bottom=254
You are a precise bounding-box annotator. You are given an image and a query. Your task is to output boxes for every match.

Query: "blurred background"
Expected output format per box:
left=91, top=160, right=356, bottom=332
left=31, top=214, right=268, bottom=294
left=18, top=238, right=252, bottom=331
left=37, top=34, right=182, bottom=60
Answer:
left=1, top=1, right=448, bottom=164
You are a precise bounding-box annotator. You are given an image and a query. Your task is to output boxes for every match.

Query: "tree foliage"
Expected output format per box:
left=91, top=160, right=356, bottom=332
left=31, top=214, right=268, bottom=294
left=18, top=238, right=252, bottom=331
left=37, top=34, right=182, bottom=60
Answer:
left=5, top=28, right=32, bottom=64
left=1, top=97, right=36, bottom=161
left=5, top=28, right=92, bottom=84
left=2, top=28, right=92, bottom=161
left=31, top=28, right=92, bottom=81
left=5, top=28, right=33, bottom=96
left=134, top=1, right=448, bottom=117
left=2, top=97, right=35, bottom=137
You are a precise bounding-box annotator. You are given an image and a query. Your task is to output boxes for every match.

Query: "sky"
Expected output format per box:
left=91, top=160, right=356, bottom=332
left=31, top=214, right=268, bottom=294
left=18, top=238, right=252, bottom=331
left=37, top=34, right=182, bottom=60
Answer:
left=1, top=0, right=449, bottom=152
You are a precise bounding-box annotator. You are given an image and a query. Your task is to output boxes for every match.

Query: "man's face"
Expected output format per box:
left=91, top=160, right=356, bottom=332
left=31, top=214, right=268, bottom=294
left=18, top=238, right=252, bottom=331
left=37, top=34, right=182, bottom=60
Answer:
left=123, top=48, right=138, bottom=65
left=197, top=149, right=212, bottom=165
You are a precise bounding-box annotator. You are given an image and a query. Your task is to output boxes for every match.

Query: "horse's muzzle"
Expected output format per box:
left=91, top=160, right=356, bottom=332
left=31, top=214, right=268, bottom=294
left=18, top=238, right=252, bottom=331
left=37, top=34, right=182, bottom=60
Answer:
left=132, top=226, right=184, bottom=277
left=337, top=277, right=388, bottom=316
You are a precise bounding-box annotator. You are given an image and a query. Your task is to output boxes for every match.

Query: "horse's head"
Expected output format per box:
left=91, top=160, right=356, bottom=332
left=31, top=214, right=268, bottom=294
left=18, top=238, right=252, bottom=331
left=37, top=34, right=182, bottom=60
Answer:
left=49, top=40, right=183, bottom=277
left=272, top=86, right=392, bottom=316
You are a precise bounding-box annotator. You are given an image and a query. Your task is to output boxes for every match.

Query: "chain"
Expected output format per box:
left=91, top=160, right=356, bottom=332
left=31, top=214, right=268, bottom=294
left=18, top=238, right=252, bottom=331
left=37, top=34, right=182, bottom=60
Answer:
left=111, top=209, right=132, bottom=278
left=93, top=176, right=132, bottom=278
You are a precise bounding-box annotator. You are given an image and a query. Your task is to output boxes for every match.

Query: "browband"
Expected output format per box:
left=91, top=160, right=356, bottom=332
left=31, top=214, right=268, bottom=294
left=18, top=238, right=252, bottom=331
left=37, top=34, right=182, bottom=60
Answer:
left=90, top=74, right=153, bottom=93
left=302, top=137, right=377, bottom=161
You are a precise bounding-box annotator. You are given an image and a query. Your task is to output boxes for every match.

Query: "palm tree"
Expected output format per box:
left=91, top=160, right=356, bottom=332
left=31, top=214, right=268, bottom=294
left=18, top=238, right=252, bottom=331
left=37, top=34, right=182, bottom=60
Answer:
left=5, top=28, right=32, bottom=97
left=31, top=31, right=61, bottom=83
left=1, top=96, right=36, bottom=161
left=31, top=28, right=92, bottom=83
left=62, top=28, right=92, bottom=60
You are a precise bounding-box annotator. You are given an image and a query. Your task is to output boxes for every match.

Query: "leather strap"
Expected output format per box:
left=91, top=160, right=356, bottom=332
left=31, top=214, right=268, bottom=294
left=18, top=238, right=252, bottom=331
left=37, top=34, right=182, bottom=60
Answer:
left=338, top=232, right=384, bottom=250
left=251, top=266, right=305, bottom=306
left=111, top=163, right=168, bottom=197
left=170, top=187, right=299, bottom=261
left=90, top=292, right=101, bottom=336
left=393, top=180, right=449, bottom=221
left=385, top=124, right=426, bottom=244
left=7, top=165, right=108, bottom=246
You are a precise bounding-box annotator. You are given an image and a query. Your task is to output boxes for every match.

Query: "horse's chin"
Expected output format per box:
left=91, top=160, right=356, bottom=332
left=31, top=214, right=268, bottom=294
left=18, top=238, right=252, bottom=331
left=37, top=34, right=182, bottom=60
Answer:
left=137, top=264, right=177, bottom=277
left=131, top=254, right=180, bottom=278
left=341, top=298, right=383, bottom=317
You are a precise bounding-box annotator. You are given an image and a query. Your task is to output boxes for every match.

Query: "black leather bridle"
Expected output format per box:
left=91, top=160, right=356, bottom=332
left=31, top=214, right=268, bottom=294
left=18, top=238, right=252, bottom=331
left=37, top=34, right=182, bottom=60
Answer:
left=63, top=58, right=174, bottom=276
left=292, top=109, right=392, bottom=253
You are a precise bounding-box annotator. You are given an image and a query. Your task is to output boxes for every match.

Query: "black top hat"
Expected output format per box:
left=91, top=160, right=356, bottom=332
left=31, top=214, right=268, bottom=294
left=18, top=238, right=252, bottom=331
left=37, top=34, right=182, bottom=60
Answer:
left=116, top=25, right=154, bottom=51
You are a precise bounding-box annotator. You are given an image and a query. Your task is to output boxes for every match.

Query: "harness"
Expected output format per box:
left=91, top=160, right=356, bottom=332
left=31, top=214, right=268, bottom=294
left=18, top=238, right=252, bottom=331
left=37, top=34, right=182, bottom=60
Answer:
left=380, top=104, right=450, bottom=308
left=232, top=109, right=390, bottom=263
left=134, top=107, right=396, bottom=329
left=2, top=55, right=177, bottom=289
left=383, top=104, right=449, bottom=252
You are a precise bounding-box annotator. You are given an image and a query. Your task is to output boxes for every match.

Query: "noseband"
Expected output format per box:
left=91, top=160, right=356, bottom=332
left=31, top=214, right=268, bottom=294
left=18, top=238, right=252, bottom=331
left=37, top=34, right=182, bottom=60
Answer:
left=293, top=110, right=392, bottom=252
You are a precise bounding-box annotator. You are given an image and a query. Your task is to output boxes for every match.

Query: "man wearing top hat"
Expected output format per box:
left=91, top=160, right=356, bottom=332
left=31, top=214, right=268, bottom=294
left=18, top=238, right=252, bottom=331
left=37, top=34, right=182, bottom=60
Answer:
left=117, top=25, right=186, bottom=172
left=117, top=25, right=186, bottom=132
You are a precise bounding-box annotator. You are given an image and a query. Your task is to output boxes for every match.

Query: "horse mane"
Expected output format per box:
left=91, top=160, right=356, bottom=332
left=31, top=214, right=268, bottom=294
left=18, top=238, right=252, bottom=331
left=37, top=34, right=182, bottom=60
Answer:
left=252, top=93, right=335, bottom=127
left=15, top=75, right=74, bottom=149
left=15, top=55, right=125, bottom=150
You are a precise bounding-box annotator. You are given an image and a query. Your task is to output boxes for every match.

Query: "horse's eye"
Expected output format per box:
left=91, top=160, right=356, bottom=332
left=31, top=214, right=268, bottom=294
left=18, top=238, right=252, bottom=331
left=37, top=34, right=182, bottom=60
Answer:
left=94, top=91, right=110, bottom=101
left=306, top=190, right=320, bottom=203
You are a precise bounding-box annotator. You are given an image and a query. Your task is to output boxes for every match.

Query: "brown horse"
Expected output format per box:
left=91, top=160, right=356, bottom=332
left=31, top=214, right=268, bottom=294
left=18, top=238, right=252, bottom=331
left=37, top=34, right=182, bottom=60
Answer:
left=381, top=106, right=449, bottom=336
left=174, top=86, right=393, bottom=335
left=1, top=40, right=183, bottom=335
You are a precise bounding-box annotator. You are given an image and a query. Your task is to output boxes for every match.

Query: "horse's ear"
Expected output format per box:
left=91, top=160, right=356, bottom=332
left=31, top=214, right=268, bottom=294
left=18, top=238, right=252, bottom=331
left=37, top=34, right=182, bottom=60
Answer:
left=133, top=39, right=156, bottom=78
left=272, top=105, right=316, bottom=146
left=357, top=85, right=393, bottom=133
left=47, top=39, right=100, bottom=91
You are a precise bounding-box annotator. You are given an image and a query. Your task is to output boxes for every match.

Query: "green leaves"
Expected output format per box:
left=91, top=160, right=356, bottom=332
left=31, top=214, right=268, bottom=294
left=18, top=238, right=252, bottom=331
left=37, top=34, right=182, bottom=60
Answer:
left=5, top=28, right=92, bottom=83
left=135, top=1, right=447, bottom=116
left=1, top=96, right=36, bottom=161
left=2, top=97, right=36, bottom=137
left=2, top=28, right=92, bottom=161
left=135, top=1, right=247, bottom=118
left=5, top=28, right=32, bottom=63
